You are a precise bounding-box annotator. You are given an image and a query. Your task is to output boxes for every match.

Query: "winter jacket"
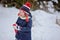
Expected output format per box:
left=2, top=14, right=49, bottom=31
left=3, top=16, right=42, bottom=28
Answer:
left=16, top=16, right=32, bottom=32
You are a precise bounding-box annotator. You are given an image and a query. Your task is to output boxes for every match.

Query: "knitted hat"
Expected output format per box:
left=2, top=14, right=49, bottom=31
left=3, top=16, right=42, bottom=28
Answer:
left=20, top=2, right=31, bottom=15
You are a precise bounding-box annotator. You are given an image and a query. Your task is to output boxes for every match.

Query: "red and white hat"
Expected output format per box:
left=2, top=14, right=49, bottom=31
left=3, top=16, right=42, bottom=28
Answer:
left=20, top=2, right=31, bottom=15
left=24, top=2, right=31, bottom=9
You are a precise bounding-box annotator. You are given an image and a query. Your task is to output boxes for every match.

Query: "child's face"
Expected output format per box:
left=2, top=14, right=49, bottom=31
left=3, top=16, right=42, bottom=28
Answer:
left=19, top=10, right=25, bottom=17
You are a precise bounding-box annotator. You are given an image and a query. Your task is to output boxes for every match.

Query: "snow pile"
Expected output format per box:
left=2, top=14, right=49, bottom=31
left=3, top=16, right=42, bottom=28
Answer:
left=54, top=11, right=60, bottom=25
left=32, top=10, right=56, bottom=27
left=54, top=11, right=60, bottom=19
left=31, top=10, right=60, bottom=40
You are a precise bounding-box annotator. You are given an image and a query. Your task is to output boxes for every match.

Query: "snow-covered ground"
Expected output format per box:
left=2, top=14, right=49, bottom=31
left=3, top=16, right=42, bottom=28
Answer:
left=0, top=4, right=60, bottom=40
left=31, top=10, right=60, bottom=40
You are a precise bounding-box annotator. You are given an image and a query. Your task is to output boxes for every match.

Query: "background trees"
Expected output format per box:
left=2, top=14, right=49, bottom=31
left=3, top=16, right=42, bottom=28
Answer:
left=0, top=0, right=60, bottom=11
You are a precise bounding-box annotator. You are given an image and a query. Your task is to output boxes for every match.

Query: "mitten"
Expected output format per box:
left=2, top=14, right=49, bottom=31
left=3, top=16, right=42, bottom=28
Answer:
left=13, top=23, right=18, bottom=33
left=13, top=23, right=22, bottom=33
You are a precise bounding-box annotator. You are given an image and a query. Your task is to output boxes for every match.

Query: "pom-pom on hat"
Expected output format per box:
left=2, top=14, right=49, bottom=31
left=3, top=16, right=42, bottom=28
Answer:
left=24, top=2, right=31, bottom=9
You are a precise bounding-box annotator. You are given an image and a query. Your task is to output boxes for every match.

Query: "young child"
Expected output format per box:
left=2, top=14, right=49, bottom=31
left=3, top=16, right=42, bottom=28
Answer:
left=13, top=2, right=32, bottom=40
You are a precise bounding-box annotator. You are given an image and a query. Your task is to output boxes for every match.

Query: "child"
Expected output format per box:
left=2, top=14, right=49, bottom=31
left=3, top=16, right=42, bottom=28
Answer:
left=13, top=2, right=32, bottom=40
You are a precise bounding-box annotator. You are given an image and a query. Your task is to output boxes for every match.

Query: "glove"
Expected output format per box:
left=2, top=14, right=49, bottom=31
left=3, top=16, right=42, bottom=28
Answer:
left=13, top=23, right=21, bottom=33
left=13, top=23, right=18, bottom=30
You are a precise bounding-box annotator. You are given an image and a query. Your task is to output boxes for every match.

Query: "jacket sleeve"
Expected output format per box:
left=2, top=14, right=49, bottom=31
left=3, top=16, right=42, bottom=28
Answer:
left=16, top=17, right=20, bottom=26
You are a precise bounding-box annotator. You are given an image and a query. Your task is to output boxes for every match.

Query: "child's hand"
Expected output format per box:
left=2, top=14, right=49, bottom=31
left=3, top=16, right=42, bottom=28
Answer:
left=13, top=23, right=19, bottom=33
left=13, top=23, right=18, bottom=30
left=13, top=23, right=17, bottom=26
left=13, top=23, right=21, bottom=30
left=13, top=23, right=22, bottom=33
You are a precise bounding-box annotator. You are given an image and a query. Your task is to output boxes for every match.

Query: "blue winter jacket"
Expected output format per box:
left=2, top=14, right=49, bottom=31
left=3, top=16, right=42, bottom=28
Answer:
left=16, top=16, right=32, bottom=32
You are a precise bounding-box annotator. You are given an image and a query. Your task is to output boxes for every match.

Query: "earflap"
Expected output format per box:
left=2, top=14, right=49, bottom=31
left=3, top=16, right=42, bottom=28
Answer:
left=25, top=13, right=29, bottom=22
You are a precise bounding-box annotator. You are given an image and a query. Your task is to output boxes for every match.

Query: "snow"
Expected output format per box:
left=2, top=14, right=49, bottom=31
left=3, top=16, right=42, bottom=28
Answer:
left=0, top=4, right=18, bottom=40
left=52, top=0, right=58, bottom=3
left=0, top=4, right=60, bottom=40
left=47, top=1, right=55, bottom=13
left=54, top=11, right=60, bottom=19
left=31, top=10, right=60, bottom=40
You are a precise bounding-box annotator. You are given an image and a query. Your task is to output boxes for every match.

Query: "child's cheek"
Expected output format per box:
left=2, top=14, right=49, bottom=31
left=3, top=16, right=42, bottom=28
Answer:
left=18, top=13, right=20, bottom=16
